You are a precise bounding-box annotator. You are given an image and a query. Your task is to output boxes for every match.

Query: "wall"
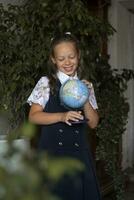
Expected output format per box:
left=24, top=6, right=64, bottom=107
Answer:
left=108, top=0, right=134, bottom=169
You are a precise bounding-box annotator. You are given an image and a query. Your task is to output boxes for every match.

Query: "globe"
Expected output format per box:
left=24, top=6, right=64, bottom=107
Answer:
left=59, top=79, right=90, bottom=109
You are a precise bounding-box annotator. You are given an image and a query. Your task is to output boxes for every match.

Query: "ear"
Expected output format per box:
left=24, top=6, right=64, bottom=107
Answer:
left=50, top=56, right=56, bottom=64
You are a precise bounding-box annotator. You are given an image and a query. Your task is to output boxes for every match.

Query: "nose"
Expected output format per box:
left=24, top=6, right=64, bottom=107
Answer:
left=65, top=58, right=71, bottom=65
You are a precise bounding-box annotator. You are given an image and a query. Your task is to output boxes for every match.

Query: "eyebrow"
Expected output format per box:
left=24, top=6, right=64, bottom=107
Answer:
left=56, top=53, right=76, bottom=58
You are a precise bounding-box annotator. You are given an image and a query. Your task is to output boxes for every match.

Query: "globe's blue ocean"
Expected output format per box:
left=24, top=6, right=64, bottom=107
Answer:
left=60, top=79, right=90, bottom=109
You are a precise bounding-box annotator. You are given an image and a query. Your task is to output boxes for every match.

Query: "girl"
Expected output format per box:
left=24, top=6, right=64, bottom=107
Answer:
left=27, top=32, right=101, bottom=200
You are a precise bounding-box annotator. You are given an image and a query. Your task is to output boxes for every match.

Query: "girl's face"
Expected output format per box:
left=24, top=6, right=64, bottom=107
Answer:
left=51, top=41, right=80, bottom=76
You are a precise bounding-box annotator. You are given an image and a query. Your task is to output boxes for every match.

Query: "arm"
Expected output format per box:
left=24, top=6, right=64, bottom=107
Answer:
left=83, top=102, right=99, bottom=129
left=28, top=103, right=84, bottom=126
left=28, top=103, right=62, bottom=124
left=82, top=79, right=99, bottom=129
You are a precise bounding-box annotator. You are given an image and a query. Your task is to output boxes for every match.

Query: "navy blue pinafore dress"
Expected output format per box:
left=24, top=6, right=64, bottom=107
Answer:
left=38, top=80, right=102, bottom=200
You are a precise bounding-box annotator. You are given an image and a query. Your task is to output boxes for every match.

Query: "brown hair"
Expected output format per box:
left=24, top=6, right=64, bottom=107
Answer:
left=47, top=32, right=84, bottom=93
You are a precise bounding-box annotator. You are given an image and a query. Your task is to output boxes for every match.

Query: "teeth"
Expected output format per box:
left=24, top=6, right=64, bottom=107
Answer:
left=64, top=67, right=72, bottom=69
left=65, top=67, right=70, bottom=69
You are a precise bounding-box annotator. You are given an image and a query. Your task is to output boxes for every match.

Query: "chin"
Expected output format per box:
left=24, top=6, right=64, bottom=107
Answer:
left=65, top=71, right=76, bottom=76
left=67, top=73, right=75, bottom=77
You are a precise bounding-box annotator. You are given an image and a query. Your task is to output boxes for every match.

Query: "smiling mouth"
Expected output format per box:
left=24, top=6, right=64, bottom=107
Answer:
left=64, top=67, right=73, bottom=72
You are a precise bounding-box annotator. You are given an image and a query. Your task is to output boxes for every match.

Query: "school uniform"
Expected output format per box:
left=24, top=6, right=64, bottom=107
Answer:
left=27, top=71, right=102, bottom=200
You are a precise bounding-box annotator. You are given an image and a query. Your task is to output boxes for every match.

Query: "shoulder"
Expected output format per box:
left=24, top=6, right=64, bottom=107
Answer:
left=33, top=76, right=50, bottom=91
left=36, top=76, right=49, bottom=86
left=34, top=76, right=50, bottom=97
left=27, top=76, right=50, bottom=108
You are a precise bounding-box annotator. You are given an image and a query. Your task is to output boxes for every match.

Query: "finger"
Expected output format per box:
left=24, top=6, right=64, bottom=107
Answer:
left=82, top=80, right=92, bottom=88
left=70, top=112, right=84, bottom=120
left=70, top=111, right=82, bottom=116
left=87, top=82, right=93, bottom=89
left=69, top=117, right=79, bottom=122
left=69, top=115, right=84, bottom=122
left=66, top=120, right=72, bottom=126
left=81, top=79, right=88, bottom=84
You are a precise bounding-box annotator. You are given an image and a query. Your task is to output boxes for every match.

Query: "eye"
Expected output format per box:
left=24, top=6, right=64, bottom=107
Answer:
left=58, top=58, right=64, bottom=62
left=69, top=55, right=75, bottom=59
left=56, top=56, right=64, bottom=61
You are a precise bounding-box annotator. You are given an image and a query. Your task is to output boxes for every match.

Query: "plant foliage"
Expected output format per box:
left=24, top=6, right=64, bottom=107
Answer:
left=0, top=123, right=83, bottom=200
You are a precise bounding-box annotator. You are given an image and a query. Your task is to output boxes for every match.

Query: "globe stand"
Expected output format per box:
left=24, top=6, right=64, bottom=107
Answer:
left=69, top=118, right=89, bottom=124
left=70, top=108, right=89, bottom=124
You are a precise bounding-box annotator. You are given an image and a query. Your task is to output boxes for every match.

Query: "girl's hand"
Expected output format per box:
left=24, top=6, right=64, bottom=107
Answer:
left=82, top=79, right=93, bottom=89
left=61, top=111, right=84, bottom=126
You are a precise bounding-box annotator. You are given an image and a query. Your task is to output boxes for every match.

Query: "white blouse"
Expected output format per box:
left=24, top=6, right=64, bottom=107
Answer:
left=27, top=71, right=98, bottom=110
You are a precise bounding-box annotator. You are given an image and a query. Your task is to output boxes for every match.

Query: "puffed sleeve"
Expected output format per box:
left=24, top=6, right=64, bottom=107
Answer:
left=27, top=76, right=50, bottom=109
left=89, top=85, right=98, bottom=110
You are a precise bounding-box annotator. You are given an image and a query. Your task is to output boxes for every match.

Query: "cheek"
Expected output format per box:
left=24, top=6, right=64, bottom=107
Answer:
left=56, top=61, right=63, bottom=68
left=74, top=58, right=79, bottom=65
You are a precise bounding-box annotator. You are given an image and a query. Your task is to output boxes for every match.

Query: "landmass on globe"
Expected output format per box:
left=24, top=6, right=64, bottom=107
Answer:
left=60, top=79, right=89, bottom=109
